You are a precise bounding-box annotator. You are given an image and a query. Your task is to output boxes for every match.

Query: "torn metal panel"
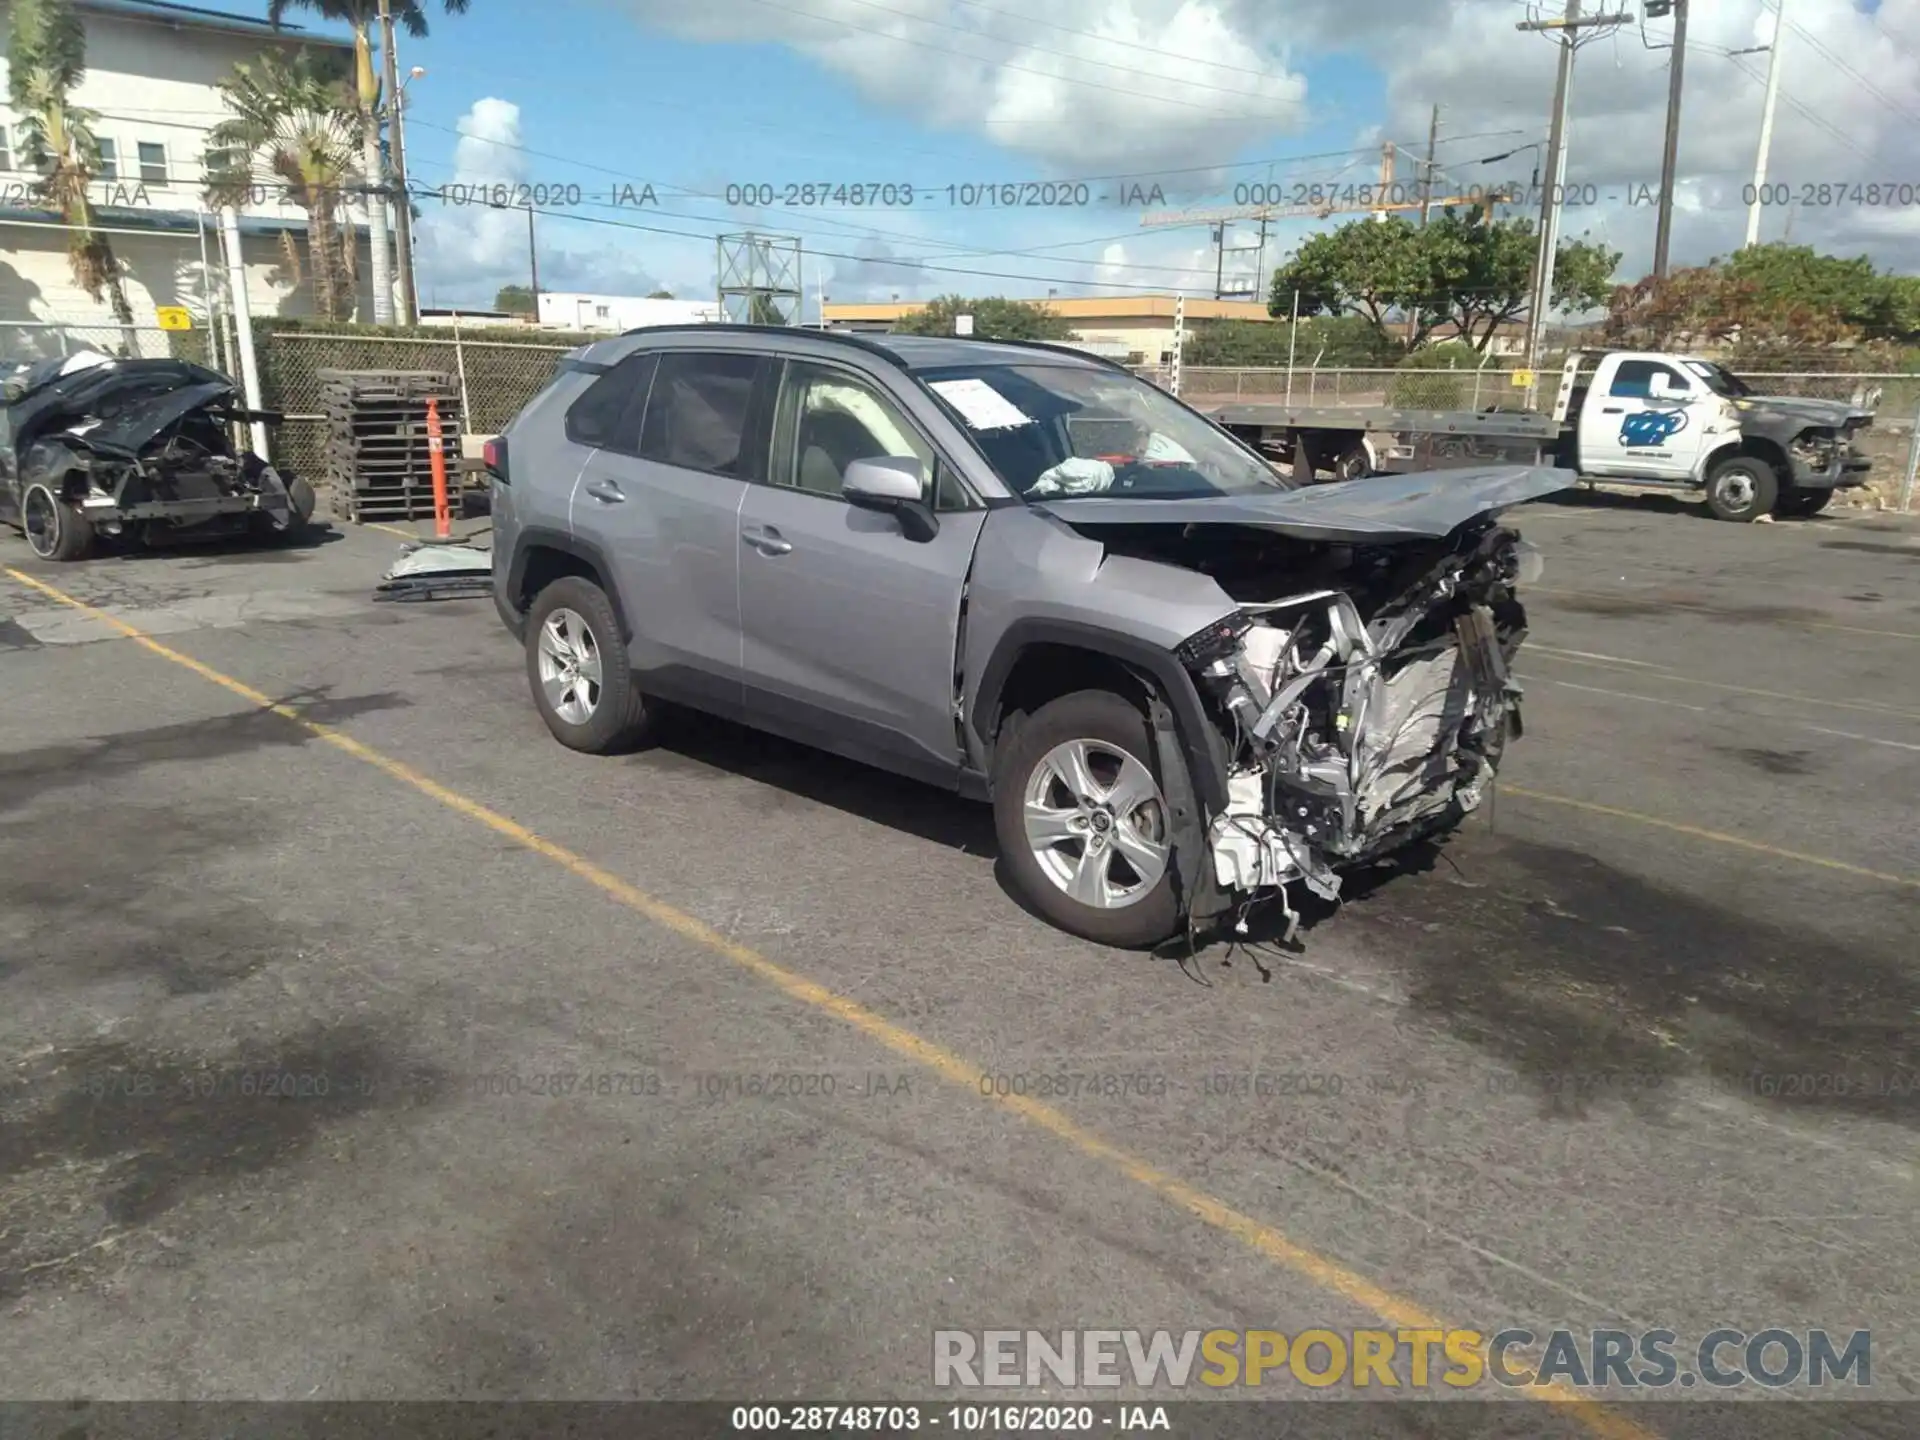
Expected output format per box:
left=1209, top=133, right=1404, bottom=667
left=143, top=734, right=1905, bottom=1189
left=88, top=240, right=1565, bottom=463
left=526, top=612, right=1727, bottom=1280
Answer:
left=1035, top=464, right=1575, bottom=543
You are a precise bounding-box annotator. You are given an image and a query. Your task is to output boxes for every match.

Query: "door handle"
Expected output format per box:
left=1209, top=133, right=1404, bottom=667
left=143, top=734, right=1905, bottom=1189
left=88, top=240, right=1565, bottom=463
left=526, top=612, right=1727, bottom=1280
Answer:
left=1601, top=406, right=1624, bottom=414
left=741, top=525, right=792, bottom=556
left=584, top=479, right=625, bottom=503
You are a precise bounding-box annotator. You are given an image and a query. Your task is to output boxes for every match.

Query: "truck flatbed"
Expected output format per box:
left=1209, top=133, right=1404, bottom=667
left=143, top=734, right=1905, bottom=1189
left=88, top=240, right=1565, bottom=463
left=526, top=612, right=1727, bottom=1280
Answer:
left=1201, top=402, right=1562, bottom=440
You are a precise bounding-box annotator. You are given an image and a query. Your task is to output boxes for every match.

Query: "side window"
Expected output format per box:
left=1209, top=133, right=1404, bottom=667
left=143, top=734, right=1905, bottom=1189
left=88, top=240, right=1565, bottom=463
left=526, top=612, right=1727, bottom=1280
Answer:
left=564, top=353, right=654, bottom=450
left=638, top=352, right=763, bottom=478
left=772, top=361, right=936, bottom=501
left=1609, top=361, right=1656, bottom=398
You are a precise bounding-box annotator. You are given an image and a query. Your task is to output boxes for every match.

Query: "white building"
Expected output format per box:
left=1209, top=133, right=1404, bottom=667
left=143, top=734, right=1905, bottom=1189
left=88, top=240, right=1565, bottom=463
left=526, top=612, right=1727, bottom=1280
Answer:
left=537, top=291, right=721, bottom=333
left=0, top=0, right=378, bottom=357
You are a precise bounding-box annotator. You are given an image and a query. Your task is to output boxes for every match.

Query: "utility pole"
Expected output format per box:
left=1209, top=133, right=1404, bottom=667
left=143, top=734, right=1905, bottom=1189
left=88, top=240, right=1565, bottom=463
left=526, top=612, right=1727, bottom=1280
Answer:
left=1746, top=0, right=1788, bottom=248
left=1212, top=225, right=1226, bottom=300
left=1419, top=104, right=1441, bottom=226
left=1516, top=0, right=1632, bottom=404
left=527, top=204, right=539, bottom=303
left=377, top=0, right=416, bottom=323
left=1650, top=0, right=1688, bottom=279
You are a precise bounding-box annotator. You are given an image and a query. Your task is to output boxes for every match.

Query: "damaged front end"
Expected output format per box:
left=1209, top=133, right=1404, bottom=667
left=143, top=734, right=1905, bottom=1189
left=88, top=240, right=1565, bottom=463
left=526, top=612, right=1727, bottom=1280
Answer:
left=1179, top=524, right=1532, bottom=912
left=1045, top=467, right=1558, bottom=933
left=1, top=351, right=312, bottom=559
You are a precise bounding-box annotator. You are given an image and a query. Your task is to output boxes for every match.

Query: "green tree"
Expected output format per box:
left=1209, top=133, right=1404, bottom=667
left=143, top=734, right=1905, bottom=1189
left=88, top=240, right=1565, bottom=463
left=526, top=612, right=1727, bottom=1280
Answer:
left=6, top=0, right=135, bottom=330
left=205, top=47, right=364, bottom=322
left=646, top=288, right=674, bottom=299
left=268, top=0, right=472, bottom=324
left=892, top=294, right=1076, bottom=342
left=1185, top=315, right=1397, bottom=367
left=1272, top=211, right=1619, bottom=355
left=494, top=282, right=534, bottom=314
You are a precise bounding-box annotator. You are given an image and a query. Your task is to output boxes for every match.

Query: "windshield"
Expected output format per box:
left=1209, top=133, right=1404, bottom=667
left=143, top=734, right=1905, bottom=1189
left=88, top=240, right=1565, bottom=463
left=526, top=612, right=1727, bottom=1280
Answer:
left=915, top=362, right=1291, bottom=500
left=1682, top=360, right=1752, bottom=398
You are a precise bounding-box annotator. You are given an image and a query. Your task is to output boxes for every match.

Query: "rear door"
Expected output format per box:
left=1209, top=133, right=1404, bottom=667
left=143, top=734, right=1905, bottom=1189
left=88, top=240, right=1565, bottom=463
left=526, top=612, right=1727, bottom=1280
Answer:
left=734, top=358, right=988, bottom=786
left=1582, top=357, right=1712, bottom=480
left=573, top=349, right=772, bottom=710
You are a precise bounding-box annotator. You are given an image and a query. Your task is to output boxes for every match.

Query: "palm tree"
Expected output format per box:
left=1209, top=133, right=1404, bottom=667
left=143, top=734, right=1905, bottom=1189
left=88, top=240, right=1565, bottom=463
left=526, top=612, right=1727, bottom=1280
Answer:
left=6, top=0, right=135, bottom=331
left=204, top=48, right=364, bottom=323
left=267, top=0, right=470, bottom=325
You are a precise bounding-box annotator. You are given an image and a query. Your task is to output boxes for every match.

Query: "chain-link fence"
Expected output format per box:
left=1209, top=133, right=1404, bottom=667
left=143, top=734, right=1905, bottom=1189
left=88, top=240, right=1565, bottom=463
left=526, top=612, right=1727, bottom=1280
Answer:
left=1159, top=362, right=1914, bottom=414
left=255, top=330, right=575, bottom=485
left=0, top=318, right=217, bottom=366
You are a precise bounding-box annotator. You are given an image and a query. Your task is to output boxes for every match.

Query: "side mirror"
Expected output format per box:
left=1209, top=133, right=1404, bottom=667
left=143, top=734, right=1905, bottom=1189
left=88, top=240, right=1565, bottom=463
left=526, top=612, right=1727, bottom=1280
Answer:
left=843, top=455, right=939, bottom=542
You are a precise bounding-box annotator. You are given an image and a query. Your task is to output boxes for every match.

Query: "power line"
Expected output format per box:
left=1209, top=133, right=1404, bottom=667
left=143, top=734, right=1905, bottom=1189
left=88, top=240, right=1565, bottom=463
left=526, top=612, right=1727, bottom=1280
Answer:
left=1768, top=3, right=1920, bottom=130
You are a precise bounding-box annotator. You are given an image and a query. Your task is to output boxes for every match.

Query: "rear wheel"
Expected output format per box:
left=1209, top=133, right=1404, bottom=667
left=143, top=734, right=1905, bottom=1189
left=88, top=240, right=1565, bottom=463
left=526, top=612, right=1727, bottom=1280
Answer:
left=20, top=481, right=94, bottom=561
left=524, top=576, right=655, bottom=753
left=992, top=690, right=1181, bottom=949
left=1704, top=455, right=1779, bottom=522
left=1329, top=441, right=1370, bottom=482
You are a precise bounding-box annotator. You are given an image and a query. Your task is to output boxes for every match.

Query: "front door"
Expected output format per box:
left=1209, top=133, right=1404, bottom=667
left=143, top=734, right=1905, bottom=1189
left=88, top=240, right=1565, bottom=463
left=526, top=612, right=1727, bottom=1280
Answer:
left=1584, top=357, right=1712, bottom=480
left=735, top=358, right=987, bottom=786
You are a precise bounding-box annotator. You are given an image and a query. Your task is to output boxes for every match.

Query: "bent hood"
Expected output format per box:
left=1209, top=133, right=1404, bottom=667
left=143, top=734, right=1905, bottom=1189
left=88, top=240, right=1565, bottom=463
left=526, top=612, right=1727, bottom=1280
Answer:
left=1033, top=465, right=1576, bottom=544
left=1737, top=395, right=1871, bottom=431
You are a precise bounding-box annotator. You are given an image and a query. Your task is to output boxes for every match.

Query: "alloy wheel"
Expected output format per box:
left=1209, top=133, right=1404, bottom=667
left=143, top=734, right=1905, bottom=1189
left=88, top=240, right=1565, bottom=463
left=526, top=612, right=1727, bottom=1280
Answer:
left=537, top=607, right=603, bottom=725
left=1022, top=738, right=1170, bottom=909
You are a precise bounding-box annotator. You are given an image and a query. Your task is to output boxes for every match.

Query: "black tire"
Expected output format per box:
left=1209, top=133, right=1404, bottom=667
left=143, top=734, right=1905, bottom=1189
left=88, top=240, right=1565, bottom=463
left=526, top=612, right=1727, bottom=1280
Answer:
left=20, top=481, right=94, bottom=561
left=1330, top=442, right=1370, bottom=483
left=991, top=689, right=1182, bottom=949
left=251, top=474, right=319, bottom=542
left=1704, top=455, right=1779, bottom=522
left=1776, top=485, right=1833, bottom=518
left=523, top=576, right=655, bottom=754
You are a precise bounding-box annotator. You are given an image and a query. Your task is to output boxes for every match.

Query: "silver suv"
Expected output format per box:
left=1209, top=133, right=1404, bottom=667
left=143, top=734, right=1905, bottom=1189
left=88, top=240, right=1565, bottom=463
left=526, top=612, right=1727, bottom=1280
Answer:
left=488, top=326, right=1560, bottom=948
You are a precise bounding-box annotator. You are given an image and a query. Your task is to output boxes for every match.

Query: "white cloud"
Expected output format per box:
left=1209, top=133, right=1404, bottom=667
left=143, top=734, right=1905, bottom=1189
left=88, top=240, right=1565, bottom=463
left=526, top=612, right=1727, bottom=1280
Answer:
left=415, top=97, right=712, bottom=306
left=610, top=0, right=1309, bottom=171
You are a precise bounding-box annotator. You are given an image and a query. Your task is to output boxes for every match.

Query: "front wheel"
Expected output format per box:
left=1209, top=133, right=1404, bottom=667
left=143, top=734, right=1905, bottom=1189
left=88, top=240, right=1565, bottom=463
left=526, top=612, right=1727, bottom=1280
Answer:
left=20, top=482, right=94, bottom=561
left=992, top=690, right=1181, bottom=949
left=1704, top=455, right=1779, bottom=522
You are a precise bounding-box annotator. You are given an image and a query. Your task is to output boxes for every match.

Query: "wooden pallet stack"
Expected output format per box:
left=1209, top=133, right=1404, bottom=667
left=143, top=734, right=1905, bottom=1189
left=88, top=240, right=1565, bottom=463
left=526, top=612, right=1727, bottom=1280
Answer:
left=319, top=369, right=464, bottom=523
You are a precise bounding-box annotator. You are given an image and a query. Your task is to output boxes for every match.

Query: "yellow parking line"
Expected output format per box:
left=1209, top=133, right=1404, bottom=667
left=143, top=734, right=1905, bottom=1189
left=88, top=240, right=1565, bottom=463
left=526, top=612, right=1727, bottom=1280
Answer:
left=1503, top=785, right=1919, bottom=890
left=0, top=564, right=1655, bottom=1440
left=364, top=522, right=417, bottom=539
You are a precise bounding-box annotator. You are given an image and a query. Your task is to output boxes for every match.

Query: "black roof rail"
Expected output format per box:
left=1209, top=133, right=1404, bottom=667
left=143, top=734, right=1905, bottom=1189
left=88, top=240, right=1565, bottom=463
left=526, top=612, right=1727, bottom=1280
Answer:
left=955, top=336, right=1135, bottom=374
left=612, top=321, right=908, bottom=365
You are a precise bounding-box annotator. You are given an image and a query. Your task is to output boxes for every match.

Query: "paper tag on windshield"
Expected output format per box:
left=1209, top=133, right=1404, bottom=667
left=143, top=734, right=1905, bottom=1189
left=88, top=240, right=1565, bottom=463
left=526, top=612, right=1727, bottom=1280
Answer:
left=928, top=378, right=1032, bottom=431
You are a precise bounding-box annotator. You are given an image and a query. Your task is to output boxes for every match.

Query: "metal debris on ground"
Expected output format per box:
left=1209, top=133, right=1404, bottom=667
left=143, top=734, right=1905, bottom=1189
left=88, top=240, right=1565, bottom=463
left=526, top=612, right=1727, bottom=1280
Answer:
left=375, top=529, right=493, bottom=601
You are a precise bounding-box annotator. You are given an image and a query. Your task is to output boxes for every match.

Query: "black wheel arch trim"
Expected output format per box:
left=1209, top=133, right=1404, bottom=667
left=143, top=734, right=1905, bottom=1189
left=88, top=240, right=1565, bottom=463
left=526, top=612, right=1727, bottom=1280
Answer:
left=506, top=525, right=634, bottom=643
left=969, top=618, right=1231, bottom=814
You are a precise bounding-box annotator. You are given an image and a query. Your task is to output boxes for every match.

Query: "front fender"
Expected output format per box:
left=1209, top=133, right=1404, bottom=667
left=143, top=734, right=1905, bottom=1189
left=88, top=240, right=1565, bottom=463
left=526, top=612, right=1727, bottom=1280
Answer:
left=969, top=617, right=1231, bottom=815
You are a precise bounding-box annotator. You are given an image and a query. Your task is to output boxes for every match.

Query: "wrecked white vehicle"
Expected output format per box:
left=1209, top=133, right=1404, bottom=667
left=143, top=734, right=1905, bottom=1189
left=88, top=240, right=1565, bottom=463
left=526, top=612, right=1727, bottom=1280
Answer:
left=488, top=331, right=1566, bottom=949
left=0, top=350, right=314, bottom=561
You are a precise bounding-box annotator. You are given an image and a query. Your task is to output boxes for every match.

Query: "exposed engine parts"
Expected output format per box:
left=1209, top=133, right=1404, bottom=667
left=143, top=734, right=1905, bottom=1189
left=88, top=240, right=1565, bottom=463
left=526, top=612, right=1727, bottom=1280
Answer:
left=1164, top=521, right=1535, bottom=916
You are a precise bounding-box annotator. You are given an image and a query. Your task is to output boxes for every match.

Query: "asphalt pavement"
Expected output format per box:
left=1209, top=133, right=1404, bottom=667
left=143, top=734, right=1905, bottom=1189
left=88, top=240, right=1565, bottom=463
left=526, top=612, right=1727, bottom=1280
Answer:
left=1, top=485, right=1916, bottom=1439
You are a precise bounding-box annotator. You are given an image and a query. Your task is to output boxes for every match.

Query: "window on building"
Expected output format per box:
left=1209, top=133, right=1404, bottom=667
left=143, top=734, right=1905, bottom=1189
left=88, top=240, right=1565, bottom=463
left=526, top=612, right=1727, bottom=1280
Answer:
left=137, top=141, right=168, bottom=185
left=0, top=125, right=12, bottom=176
left=96, top=138, right=118, bottom=181
left=596, top=304, right=610, bottom=318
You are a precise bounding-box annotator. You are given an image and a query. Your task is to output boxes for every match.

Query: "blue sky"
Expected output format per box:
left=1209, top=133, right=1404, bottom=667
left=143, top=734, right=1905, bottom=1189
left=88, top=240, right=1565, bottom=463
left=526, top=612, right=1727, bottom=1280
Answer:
left=266, top=0, right=1920, bottom=311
